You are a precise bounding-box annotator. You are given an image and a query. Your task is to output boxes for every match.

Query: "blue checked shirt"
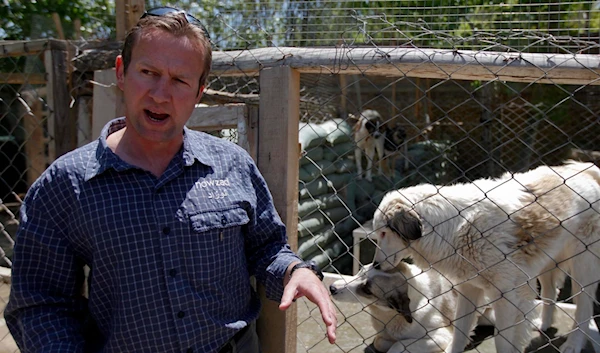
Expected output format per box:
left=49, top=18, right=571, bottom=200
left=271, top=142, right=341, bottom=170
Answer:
left=6, top=118, right=301, bottom=353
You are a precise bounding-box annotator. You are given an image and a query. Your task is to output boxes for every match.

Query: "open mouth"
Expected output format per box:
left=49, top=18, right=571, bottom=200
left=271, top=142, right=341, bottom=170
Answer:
left=145, top=109, right=169, bottom=122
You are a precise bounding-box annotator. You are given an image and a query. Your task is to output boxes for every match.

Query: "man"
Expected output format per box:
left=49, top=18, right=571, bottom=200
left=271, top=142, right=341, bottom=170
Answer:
left=6, top=7, right=336, bottom=353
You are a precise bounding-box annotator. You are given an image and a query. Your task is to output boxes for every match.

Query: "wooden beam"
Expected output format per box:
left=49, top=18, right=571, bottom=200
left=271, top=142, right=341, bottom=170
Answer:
left=18, top=90, right=48, bottom=188
left=0, top=40, right=50, bottom=57
left=0, top=73, right=46, bottom=85
left=52, top=13, right=65, bottom=40
left=186, top=103, right=246, bottom=131
left=211, top=47, right=600, bottom=86
left=256, top=66, right=300, bottom=353
left=45, top=48, right=75, bottom=158
left=115, top=0, right=126, bottom=42
left=92, top=69, right=120, bottom=139
left=116, top=0, right=145, bottom=41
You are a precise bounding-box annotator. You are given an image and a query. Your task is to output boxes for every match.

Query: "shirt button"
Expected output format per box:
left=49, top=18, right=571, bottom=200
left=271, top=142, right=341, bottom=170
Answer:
left=221, top=216, right=227, bottom=225
left=186, top=349, right=193, bottom=353
left=177, top=311, right=185, bottom=319
left=162, top=227, right=170, bottom=235
left=169, top=269, right=177, bottom=277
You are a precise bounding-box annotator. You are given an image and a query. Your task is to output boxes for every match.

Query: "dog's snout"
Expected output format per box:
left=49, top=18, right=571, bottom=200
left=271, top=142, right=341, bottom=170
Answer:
left=329, top=284, right=339, bottom=295
left=373, top=262, right=381, bottom=270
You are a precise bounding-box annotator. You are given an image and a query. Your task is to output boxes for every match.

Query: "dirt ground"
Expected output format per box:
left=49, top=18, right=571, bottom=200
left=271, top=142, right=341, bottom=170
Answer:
left=297, top=273, right=600, bottom=353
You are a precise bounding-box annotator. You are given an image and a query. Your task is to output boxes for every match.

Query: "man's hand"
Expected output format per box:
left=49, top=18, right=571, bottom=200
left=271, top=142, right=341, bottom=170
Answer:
left=279, top=263, right=337, bottom=344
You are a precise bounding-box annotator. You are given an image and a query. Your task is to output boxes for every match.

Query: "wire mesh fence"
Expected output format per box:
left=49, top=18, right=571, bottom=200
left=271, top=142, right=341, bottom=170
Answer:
left=1, top=2, right=600, bottom=353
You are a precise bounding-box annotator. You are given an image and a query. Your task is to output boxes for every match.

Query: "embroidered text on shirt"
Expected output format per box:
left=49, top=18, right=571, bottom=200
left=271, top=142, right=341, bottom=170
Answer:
left=196, top=178, right=231, bottom=199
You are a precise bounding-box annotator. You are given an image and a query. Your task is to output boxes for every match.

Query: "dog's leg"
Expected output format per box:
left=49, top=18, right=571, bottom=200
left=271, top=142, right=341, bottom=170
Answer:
left=355, top=147, right=363, bottom=180
left=559, top=253, right=600, bottom=353
left=388, top=327, right=453, bottom=353
left=491, top=286, right=535, bottom=353
left=373, top=332, right=396, bottom=352
left=445, top=284, right=482, bottom=353
left=365, top=143, right=375, bottom=182
left=538, top=269, right=560, bottom=331
left=375, top=137, right=385, bottom=177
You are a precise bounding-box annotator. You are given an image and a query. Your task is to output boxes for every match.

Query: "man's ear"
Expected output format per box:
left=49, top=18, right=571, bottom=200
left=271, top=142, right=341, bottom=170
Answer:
left=195, top=85, right=205, bottom=104
left=115, top=55, right=125, bottom=91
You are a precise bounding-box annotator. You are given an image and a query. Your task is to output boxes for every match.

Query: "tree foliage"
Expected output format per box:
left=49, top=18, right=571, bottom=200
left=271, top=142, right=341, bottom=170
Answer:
left=0, top=0, right=115, bottom=40
left=1, top=0, right=598, bottom=51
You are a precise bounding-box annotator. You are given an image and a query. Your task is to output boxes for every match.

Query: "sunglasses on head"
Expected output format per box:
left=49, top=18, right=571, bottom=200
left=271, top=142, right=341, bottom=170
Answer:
left=141, top=6, right=211, bottom=40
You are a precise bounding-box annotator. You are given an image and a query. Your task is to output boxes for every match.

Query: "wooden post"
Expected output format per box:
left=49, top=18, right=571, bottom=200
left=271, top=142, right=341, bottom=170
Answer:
left=116, top=0, right=145, bottom=41
left=256, top=66, right=300, bottom=353
left=240, top=104, right=259, bottom=160
left=45, top=45, right=74, bottom=158
left=92, top=69, right=124, bottom=139
left=339, top=74, right=348, bottom=118
left=19, top=89, right=47, bottom=186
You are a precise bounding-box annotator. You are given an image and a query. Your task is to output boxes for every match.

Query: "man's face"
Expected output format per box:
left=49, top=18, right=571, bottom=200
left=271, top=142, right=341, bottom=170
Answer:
left=115, top=28, right=205, bottom=145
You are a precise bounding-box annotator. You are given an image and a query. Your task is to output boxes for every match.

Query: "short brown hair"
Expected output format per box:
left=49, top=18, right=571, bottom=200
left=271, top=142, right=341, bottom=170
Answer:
left=120, top=13, right=212, bottom=94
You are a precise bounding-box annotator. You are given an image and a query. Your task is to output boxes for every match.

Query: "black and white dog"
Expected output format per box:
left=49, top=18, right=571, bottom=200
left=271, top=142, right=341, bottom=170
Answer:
left=351, top=109, right=406, bottom=181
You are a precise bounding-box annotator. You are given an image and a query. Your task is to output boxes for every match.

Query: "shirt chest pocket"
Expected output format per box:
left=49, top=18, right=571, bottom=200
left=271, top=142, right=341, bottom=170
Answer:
left=189, top=207, right=250, bottom=233
left=187, top=208, right=251, bottom=281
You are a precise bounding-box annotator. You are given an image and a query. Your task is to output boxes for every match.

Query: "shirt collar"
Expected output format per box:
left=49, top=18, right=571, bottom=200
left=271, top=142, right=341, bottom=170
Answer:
left=84, top=118, right=215, bottom=181
left=182, top=125, right=216, bottom=167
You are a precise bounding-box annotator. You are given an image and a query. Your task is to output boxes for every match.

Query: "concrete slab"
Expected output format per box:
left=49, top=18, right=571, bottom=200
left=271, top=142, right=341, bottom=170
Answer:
left=297, top=273, right=600, bottom=353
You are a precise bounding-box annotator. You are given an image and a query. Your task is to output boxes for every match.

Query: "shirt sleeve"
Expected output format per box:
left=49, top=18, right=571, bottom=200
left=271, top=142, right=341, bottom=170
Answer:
left=242, top=155, right=301, bottom=302
left=5, top=166, right=88, bottom=353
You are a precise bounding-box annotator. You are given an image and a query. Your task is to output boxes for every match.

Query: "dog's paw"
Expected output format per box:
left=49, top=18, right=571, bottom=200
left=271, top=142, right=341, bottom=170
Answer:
left=559, top=334, right=586, bottom=353
left=531, top=316, right=547, bottom=332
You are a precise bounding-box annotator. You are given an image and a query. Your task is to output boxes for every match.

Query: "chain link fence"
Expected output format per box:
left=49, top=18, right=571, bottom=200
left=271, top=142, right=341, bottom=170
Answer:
left=1, top=2, right=600, bottom=353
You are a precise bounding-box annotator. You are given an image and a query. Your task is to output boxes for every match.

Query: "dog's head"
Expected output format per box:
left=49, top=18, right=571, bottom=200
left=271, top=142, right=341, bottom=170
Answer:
left=352, top=109, right=385, bottom=139
left=383, top=125, right=407, bottom=152
left=329, top=263, right=414, bottom=323
left=372, top=192, right=423, bottom=270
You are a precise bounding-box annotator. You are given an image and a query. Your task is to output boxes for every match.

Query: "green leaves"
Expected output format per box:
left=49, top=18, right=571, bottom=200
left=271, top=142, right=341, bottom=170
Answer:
left=0, top=0, right=115, bottom=40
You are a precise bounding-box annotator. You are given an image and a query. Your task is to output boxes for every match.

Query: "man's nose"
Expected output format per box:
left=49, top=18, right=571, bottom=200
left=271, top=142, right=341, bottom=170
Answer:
left=149, top=78, right=171, bottom=102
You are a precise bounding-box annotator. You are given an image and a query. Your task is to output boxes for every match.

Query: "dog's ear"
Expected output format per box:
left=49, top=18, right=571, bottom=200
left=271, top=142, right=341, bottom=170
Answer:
left=388, top=209, right=422, bottom=241
left=387, top=291, right=413, bottom=323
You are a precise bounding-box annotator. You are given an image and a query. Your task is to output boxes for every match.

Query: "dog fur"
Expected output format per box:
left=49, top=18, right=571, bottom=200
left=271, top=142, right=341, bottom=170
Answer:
left=372, top=161, right=600, bottom=353
left=330, top=262, right=463, bottom=353
left=351, top=109, right=405, bottom=181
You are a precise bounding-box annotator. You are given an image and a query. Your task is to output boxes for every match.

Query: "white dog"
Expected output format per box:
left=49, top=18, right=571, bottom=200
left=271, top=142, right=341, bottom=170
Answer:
left=372, top=161, right=600, bottom=353
left=330, top=262, right=469, bottom=353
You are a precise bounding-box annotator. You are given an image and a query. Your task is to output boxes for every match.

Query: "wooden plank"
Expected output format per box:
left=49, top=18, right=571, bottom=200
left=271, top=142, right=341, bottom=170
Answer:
left=127, top=0, right=145, bottom=34
left=116, top=0, right=145, bottom=41
left=44, top=51, right=55, bottom=161
left=186, top=104, right=245, bottom=131
left=0, top=73, right=46, bottom=85
left=52, top=13, right=65, bottom=40
left=46, top=48, right=75, bottom=158
left=0, top=40, right=50, bottom=57
left=92, top=69, right=121, bottom=139
left=18, top=90, right=47, bottom=187
left=256, top=66, right=300, bottom=353
left=242, top=104, right=259, bottom=161
left=211, top=47, right=600, bottom=85
left=115, top=0, right=126, bottom=42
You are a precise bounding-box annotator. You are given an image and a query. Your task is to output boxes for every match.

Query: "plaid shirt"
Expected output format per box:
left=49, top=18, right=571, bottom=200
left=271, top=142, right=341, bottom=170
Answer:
left=6, top=118, right=300, bottom=353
